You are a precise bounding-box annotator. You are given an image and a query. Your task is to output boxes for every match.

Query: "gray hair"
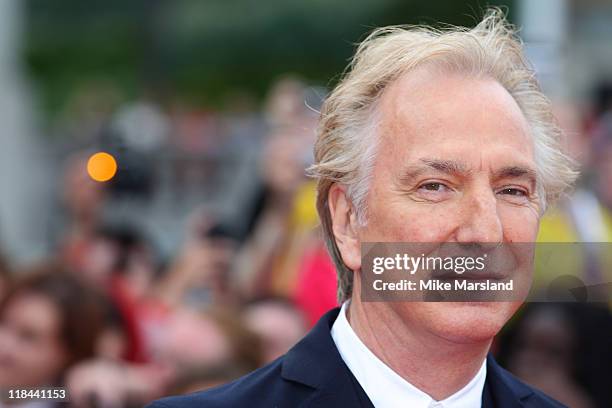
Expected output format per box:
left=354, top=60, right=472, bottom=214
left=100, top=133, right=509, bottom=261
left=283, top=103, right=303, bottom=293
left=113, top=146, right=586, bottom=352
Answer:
left=307, top=8, right=578, bottom=303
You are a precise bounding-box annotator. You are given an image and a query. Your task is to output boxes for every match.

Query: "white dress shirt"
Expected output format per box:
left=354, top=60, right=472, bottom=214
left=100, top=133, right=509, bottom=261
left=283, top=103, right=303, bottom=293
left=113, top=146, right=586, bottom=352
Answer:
left=331, top=302, right=487, bottom=408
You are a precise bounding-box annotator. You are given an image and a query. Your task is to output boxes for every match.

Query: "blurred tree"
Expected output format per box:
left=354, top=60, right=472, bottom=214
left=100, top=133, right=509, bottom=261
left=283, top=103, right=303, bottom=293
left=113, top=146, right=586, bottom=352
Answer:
left=24, top=0, right=513, bottom=118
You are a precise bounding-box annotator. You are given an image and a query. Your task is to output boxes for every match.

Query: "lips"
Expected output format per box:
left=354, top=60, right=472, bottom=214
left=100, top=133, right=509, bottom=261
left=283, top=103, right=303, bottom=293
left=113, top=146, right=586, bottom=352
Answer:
left=430, top=267, right=508, bottom=281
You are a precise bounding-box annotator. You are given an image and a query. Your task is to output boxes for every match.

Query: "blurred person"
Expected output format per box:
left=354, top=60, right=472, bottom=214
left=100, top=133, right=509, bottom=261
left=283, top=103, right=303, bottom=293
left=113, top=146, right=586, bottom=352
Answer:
left=497, top=303, right=612, bottom=408
left=57, top=153, right=109, bottom=274
left=501, top=305, right=592, bottom=408
left=537, top=101, right=612, bottom=244
left=0, top=269, right=105, bottom=406
left=79, top=223, right=162, bottom=363
left=67, top=306, right=261, bottom=407
left=82, top=224, right=160, bottom=298
left=533, top=105, right=608, bottom=297
left=537, top=105, right=612, bottom=291
left=95, top=299, right=132, bottom=362
left=154, top=307, right=262, bottom=376
left=66, top=359, right=171, bottom=408
left=232, top=141, right=320, bottom=299
left=168, top=366, right=249, bottom=397
left=242, top=297, right=307, bottom=364
left=155, top=210, right=239, bottom=308
left=292, top=241, right=338, bottom=327
left=66, top=355, right=167, bottom=406
left=264, top=76, right=311, bottom=130
left=231, top=75, right=322, bottom=300
left=149, top=9, right=577, bottom=408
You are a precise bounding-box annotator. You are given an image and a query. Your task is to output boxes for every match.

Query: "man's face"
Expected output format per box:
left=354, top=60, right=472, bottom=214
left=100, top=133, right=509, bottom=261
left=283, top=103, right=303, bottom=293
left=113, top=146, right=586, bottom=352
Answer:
left=354, top=68, right=540, bottom=343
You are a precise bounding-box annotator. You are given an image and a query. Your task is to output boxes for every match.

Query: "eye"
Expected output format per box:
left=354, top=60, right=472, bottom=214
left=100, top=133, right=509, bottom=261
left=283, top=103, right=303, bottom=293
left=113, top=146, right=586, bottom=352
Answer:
left=418, top=182, right=448, bottom=192
left=497, top=187, right=531, bottom=204
left=498, top=187, right=527, bottom=196
left=414, top=182, right=454, bottom=202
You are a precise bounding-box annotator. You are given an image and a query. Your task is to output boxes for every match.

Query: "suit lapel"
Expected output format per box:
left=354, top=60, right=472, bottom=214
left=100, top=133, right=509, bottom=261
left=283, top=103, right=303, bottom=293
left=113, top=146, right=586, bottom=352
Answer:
left=282, top=308, right=537, bottom=408
left=484, top=354, right=534, bottom=408
left=281, top=308, right=372, bottom=407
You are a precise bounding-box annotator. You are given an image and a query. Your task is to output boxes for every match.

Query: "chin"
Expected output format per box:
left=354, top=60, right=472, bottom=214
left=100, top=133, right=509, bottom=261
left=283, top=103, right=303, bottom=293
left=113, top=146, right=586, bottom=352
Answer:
left=405, top=301, right=521, bottom=344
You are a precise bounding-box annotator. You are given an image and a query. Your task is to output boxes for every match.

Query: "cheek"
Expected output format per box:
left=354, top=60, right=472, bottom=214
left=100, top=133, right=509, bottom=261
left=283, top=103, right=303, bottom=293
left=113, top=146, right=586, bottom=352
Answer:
left=396, top=208, right=458, bottom=241
left=364, top=199, right=459, bottom=242
left=498, top=206, right=540, bottom=241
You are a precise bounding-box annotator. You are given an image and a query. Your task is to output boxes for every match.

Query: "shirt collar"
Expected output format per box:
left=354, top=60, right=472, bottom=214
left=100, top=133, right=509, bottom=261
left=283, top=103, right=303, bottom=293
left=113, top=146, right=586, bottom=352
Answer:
left=331, top=302, right=487, bottom=408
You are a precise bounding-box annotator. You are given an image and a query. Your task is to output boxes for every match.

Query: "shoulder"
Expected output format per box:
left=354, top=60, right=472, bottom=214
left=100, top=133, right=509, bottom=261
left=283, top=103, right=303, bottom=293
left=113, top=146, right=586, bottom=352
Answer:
left=147, top=308, right=344, bottom=408
left=489, top=359, right=567, bottom=408
left=527, top=388, right=569, bottom=408
left=146, top=357, right=312, bottom=408
left=146, top=360, right=283, bottom=408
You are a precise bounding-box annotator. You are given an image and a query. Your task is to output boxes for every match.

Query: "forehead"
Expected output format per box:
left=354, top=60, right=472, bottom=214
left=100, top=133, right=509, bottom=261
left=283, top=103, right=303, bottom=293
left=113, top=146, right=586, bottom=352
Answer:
left=377, top=67, right=534, bottom=166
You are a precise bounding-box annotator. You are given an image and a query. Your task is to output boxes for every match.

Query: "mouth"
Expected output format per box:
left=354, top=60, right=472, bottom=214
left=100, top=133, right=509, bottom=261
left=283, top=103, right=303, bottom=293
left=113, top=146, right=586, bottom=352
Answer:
left=430, top=268, right=509, bottom=281
left=425, top=247, right=519, bottom=281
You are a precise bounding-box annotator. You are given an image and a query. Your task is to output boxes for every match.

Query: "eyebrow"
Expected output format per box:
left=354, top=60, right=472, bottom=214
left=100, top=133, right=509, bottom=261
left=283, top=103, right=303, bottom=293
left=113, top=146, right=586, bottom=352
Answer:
left=492, top=166, right=537, bottom=188
left=420, top=158, right=470, bottom=175
left=398, top=159, right=538, bottom=188
left=399, top=158, right=471, bottom=183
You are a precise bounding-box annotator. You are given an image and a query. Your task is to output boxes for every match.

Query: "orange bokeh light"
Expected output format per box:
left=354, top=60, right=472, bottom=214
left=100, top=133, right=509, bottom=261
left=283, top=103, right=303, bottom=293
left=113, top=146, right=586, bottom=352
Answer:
left=87, top=152, right=117, bottom=182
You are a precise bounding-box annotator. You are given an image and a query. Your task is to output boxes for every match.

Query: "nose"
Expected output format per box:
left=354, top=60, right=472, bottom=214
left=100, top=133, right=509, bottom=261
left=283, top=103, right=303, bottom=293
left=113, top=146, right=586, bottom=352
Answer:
left=454, top=187, right=503, bottom=245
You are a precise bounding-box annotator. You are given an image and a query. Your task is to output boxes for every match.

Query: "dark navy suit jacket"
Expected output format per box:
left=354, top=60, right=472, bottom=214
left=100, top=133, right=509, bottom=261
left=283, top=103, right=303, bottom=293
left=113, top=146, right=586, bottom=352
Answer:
left=148, top=307, right=566, bottom=408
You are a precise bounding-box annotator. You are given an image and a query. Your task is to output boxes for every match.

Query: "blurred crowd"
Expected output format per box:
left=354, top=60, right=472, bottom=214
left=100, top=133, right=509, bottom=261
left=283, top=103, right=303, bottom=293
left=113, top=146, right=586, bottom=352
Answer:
left=0, top=77, right=611, bottom=408
left=0, top=77, right=338, bottom=408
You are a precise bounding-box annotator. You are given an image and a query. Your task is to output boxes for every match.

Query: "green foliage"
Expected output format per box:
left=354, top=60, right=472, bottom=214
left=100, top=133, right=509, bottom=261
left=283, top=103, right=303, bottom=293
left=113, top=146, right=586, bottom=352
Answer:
left=24, top=0, right=514, bottom=115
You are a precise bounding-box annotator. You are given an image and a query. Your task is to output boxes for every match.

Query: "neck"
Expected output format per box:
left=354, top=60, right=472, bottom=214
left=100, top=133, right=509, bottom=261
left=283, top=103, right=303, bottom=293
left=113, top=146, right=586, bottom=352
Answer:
left=346, top=296, right=490, bottom=400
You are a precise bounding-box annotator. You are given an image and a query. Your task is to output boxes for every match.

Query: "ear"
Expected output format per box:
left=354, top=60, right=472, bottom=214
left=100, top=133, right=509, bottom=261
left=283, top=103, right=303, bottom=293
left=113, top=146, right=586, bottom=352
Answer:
left=328, top=184, right=361, bottom=271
